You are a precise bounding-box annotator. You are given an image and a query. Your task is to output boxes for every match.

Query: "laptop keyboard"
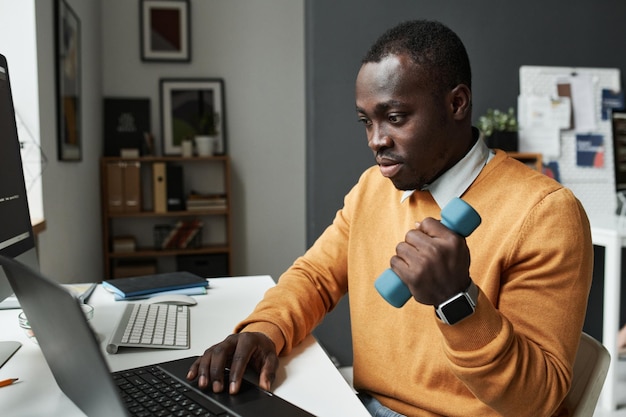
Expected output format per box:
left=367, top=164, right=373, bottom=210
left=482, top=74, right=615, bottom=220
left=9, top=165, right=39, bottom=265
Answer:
left=106, top=303, right=190, bottom=354
left=113, top=365, right=231, bottom=417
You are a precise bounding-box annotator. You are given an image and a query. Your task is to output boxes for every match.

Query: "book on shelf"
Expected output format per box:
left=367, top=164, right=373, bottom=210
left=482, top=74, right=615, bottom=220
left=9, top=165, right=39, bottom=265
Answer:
left=185, top=192, right=227, bottom=210
left=102, top=271, right=208, bottom=299
left=160, top=220, right=184, bottom=249
left=159, top=219, right=203, bottom=249
left=112, top=235, right=137, bottom=252
left=177, top=219, right=203, bottom=249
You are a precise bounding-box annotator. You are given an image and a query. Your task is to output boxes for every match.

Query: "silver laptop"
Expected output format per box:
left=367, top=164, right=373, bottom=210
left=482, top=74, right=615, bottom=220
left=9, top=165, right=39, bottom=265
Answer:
left=0, top=255, right=314, bottom=417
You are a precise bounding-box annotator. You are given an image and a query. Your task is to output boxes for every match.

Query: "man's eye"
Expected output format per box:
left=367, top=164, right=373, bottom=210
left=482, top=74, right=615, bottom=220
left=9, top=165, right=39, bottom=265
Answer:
left=357, top=117, right=372, bottom=126
left=389, top=114, right=402, bottom=123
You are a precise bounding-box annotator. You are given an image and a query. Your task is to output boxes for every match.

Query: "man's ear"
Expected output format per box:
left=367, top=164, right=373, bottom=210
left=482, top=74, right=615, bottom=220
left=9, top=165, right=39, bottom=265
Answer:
left=450, top=84, right=471, bottom=120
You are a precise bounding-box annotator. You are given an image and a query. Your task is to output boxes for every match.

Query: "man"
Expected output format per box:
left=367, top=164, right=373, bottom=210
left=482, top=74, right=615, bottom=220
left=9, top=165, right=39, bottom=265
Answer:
left=187, top=20, right=592, bottom=416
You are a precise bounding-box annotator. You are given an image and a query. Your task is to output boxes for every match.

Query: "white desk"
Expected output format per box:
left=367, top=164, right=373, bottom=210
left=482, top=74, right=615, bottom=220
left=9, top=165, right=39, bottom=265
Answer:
left=590, top=216, right=624, bottom=412
left=0, top=275, right=370, bottom=417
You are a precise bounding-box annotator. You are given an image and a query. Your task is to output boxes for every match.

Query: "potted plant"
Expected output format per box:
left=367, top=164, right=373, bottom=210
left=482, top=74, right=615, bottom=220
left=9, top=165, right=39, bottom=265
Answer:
left=194, top=111, right=221, bottom=156
left=197, top=111, right=221, bottom=137
left=477, top=107, right=519, bottom=152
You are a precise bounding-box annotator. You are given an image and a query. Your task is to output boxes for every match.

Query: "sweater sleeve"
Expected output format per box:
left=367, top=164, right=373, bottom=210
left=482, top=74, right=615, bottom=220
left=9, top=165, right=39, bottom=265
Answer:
left=437, top=188, right=593, bottom=417
left=233, top=183, right=357, bottom=355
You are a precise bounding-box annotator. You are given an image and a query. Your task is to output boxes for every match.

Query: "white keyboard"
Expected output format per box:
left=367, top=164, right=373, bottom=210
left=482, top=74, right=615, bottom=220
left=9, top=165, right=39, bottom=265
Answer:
left=106, top=303, right=190, bottom=354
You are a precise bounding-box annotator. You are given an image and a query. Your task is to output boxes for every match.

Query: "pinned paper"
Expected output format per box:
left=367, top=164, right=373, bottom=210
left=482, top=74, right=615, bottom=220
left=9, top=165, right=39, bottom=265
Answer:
left=568, top=74, right=597, bottom=133
left=517, top=95, right=567, bottom=158
left=601, top=88, right=624, bottom=120
left=576, top=134, right=604, bottom=167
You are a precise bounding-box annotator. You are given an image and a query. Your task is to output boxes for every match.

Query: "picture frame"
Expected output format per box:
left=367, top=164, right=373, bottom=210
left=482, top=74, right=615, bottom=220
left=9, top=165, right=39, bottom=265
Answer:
left=140, top=0, right=191, bottom=62
left=103, top=98, right=152, bottom=157
left=160, top=78, right=227, bottom=156
left=55, top=0, right=81, bottom=161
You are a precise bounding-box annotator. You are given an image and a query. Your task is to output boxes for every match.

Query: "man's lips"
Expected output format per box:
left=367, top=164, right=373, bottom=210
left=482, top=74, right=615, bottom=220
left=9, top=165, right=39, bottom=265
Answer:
left=377, top=157, right=402, bottom=178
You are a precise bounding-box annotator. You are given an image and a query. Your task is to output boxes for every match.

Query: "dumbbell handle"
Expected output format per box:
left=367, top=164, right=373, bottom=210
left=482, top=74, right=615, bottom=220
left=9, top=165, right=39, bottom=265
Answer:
left=374, top=197, right=481, bottom=308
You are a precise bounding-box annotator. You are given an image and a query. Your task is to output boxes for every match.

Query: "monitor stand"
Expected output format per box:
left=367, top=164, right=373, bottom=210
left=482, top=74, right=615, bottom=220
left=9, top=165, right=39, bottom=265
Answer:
left=0, top=341, right=21, bottom=368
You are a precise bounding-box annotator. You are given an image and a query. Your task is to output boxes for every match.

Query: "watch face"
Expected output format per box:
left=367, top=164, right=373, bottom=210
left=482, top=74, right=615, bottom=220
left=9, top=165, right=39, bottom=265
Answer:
left=440, top=294, right=474, bottom=325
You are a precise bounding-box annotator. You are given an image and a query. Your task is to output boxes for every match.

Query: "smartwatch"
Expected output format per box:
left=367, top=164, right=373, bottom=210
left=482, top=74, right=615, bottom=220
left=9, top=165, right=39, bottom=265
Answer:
left=435, top=279, right=478, bottom=325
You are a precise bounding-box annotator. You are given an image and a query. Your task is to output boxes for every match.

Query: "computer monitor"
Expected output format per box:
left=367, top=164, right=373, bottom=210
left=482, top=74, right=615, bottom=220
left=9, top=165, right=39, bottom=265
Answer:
left=0, top=52, right=41, bottom=367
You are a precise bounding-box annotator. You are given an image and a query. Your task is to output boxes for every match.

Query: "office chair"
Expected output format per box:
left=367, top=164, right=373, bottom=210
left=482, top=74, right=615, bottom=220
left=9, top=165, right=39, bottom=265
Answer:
left=563, top=332, right=611, bottom=417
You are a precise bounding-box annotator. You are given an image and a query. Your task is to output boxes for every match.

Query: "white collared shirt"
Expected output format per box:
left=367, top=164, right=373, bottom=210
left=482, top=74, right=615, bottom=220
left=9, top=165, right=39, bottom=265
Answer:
left=400, top=134, right=494, bottom=208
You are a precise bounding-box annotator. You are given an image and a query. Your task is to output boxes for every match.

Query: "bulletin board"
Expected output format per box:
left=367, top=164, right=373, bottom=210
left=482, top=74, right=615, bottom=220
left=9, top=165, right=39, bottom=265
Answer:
left=519, top=66, right=621, bottom=218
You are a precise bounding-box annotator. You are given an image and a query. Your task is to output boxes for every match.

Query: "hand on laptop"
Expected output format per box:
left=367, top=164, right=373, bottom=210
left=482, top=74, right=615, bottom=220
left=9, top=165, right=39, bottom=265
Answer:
left=187, top=332, right=279, bottom=394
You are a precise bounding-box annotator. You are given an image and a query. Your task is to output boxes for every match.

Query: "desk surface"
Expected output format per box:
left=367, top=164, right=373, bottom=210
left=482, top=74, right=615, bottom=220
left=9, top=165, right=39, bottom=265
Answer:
left=0, top=275, right=369, bottom=417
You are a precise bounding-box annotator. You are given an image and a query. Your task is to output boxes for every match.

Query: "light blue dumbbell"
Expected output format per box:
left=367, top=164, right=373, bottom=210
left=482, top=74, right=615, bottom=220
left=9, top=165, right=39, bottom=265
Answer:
left=374, top=197, right=481, bottom=308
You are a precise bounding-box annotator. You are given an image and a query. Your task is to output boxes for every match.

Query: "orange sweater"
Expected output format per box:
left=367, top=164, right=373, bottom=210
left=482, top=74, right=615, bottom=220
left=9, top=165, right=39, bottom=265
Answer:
left=238, top=150, right=593, bottom=417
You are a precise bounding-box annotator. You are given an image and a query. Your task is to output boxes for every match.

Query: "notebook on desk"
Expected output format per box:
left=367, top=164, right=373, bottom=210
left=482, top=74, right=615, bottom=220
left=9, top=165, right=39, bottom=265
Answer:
left=102, top=271, right=209, bottom=299
left=0, top=255, right=314, bottom=417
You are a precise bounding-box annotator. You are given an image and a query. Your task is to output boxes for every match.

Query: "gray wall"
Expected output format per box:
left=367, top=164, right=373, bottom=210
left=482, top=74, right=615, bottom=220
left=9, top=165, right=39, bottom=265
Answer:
left=101, top=1, right=306, bottom=282
left=306, top=0, right=626, bottom=366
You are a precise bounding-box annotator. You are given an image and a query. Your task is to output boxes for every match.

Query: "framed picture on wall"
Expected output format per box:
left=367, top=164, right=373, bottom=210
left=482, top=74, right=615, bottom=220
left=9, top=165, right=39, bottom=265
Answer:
left=160, top=78, right=227, bottom=155
left=140, top=0, right=191, bottom=62
left=55, top=0, right=81, bottom=161
left=103, top=98, right=152, bottom=157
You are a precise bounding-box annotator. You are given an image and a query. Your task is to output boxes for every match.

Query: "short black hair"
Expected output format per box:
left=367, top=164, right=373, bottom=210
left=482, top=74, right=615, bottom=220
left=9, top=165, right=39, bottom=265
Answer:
left=363, top=20, right=471, bottom=92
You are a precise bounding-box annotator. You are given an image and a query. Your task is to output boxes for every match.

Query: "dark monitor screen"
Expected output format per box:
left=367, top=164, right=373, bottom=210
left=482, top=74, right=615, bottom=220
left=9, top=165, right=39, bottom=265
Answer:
left=0, top=53, right=38, bottom=304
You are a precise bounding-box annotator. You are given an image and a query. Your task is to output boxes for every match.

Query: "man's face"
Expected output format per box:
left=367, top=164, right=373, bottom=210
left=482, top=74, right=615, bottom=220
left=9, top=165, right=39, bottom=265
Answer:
left=355, top=54, right=458, bottom=191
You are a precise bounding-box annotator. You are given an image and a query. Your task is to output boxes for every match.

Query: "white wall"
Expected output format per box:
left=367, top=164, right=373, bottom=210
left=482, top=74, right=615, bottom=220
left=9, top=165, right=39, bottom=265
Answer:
left=32, top=0, right=104, bottom=283
left=22, top=0, right=305, bottom=283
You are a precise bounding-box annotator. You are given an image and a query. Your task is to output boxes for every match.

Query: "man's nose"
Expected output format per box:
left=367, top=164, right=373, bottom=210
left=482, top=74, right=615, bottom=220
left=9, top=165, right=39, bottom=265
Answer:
left=368, top=124, right=391, bottom=151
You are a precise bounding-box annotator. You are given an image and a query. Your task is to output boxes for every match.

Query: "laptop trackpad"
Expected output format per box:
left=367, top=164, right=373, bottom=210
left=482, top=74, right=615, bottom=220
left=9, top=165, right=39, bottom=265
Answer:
left=158, top=356, right=314, bottom=416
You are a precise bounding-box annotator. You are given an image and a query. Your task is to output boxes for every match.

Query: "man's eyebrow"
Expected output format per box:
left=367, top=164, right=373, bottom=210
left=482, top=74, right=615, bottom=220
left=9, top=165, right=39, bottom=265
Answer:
left=356, top=100, right=403, bottom=113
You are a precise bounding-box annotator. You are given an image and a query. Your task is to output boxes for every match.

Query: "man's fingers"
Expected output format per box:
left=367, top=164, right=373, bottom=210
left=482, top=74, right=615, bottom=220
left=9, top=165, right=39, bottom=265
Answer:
left=186, top=332, right=278, bottom=395
left=258, top=354, right=278, bottom=391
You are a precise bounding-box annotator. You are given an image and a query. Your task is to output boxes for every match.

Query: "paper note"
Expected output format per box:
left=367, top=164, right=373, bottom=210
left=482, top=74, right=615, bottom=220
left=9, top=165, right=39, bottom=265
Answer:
left=568, top=74, right=597, bottom=133
left=576, top=134, right=604, bottom=167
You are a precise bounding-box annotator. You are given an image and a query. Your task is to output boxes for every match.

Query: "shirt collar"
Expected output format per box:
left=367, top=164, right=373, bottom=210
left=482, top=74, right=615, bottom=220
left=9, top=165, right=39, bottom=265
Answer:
left=400, top=129, right=493, bottom=208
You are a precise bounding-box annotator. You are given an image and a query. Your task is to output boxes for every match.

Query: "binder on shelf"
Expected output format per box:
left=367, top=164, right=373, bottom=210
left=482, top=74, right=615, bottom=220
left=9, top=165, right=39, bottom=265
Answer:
left=106, top=161, right=142, bottom=212
left=166, top=164, right=185, bottom=211
left=153, top=162, right=167, bottom=213
left=123, top=161, right=141, bottom=212
left=106, top=162, right=124, bottom=212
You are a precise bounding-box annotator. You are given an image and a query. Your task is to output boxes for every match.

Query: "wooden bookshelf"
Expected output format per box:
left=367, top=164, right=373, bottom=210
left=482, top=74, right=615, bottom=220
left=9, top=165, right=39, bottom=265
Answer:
left=100, top=155, right=232, bottom=279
